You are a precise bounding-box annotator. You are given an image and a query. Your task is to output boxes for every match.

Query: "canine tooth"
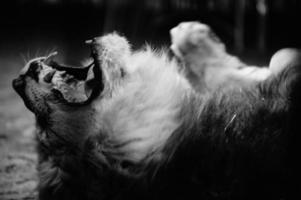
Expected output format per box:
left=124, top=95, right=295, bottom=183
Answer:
left=65, top=74, right=74, bottom=79
left=85, top=40, right=93, bottom=44
left=58, top=70, right=66, bottom=76
left=43, top=70, right=56, bottom=83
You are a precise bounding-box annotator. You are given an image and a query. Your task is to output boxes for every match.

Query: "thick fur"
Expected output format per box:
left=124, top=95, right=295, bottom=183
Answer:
left=170, top=22, right=273, bottom=92
left=13, top=33, right=301, bottom=200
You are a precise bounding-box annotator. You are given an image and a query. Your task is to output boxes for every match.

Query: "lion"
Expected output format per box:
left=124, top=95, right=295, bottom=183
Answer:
left=13, top=31, right=301, bottom=200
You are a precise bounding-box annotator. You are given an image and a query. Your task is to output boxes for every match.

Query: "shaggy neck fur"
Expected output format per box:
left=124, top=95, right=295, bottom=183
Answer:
left=94, top=49, right=191, bottom=162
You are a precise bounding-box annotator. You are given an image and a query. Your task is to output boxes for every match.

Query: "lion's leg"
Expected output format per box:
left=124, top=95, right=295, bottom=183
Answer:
left=169, top=22, right=246, bottom=91
left=170, top=22, right=301, bottom=90
left=169, top=22, right=216, bottom=91
left=170, top=21, right=224, bottom=60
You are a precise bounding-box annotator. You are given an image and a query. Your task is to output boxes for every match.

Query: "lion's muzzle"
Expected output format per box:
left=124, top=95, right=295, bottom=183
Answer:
left=13, top=58, right=43, bottom=93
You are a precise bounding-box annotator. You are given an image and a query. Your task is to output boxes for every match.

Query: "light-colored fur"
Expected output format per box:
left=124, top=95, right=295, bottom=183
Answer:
left=94, top=47, right=191, bottom=161
left=170, top=21, right=271, bottom=92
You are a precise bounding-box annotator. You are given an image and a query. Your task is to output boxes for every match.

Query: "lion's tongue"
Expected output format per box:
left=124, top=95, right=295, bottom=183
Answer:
left=51, top=70, right=88, bottom=103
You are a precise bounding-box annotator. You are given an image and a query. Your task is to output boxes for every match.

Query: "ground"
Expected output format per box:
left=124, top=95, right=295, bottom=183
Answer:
left=0, top=53, right=37, bottom=200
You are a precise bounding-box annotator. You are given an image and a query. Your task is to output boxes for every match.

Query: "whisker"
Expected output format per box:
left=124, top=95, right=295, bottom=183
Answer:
left=35, top=48, right=41, bottom=58
left=45, top=51, right=58, bottom=63
left=49, top=46, right=58, bottom=55
left=26, top=50, right=31, bottom=62
left=224, top=113, right=237, bottom=132
left=19, top=53, right=28, bottom=64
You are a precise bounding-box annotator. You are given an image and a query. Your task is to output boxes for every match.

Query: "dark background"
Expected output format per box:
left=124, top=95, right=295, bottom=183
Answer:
left=0, top=1, right=300, bottom=199
left=0, top=0, right=301, bottom=64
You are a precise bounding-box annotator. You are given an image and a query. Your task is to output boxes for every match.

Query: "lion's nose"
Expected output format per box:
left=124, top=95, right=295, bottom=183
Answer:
left=12, top=75, right=25, bottom=94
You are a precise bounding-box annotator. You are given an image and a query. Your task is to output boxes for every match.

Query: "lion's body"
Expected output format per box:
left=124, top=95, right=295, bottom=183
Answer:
left=93, top=49, right=190, bottom=162
left=13, top=31, right=301, bottom=200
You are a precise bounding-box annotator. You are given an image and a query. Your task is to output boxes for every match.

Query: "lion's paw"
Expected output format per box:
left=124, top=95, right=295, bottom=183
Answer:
left=170, top=22, right=211, bottom=58
left=269, top=48, right=301, bottom=75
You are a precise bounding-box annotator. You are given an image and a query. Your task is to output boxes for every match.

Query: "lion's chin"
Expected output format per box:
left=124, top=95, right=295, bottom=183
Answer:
left=12, top=75, right=34, bottom=111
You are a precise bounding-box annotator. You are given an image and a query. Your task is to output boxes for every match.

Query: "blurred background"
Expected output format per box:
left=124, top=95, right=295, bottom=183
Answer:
left=0, top=0, right=301, bottom=199
left=1, top=0, right=301, bottom=64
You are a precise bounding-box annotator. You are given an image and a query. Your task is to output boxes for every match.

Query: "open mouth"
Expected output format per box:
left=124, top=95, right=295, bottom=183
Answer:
left=13, top=34, right=129, bottom=107
left=46, top=51, right=104, bottom=106
left=13, top=45, right=104, bottom=106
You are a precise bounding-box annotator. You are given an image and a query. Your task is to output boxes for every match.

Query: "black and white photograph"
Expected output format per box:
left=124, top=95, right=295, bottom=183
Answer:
left=0, top=0, right=301, bottom=199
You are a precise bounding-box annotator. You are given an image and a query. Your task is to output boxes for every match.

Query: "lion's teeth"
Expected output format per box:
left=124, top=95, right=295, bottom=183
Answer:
left=50, top=69, right=88, bottom=103
left=57, top=71, right=67, bottom=77
left=65, top=74, right=74, bottom=80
